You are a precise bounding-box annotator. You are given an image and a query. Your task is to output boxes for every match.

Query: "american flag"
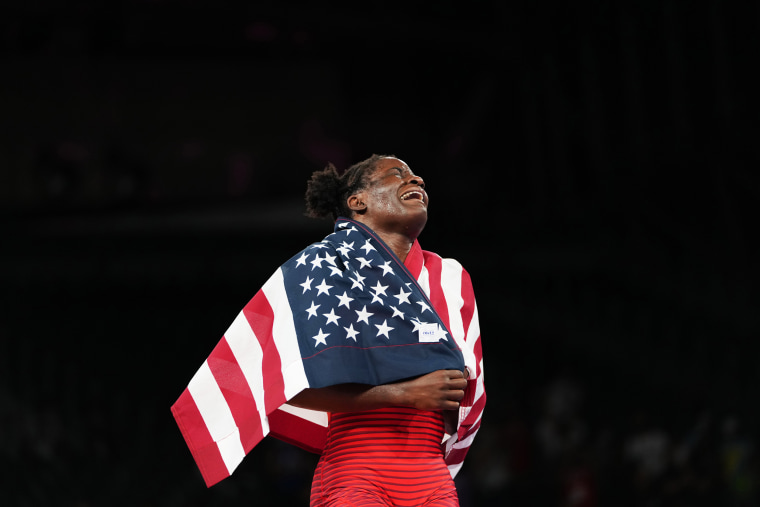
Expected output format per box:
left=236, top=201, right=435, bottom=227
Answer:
left=171, top=218, right=486, bottom=487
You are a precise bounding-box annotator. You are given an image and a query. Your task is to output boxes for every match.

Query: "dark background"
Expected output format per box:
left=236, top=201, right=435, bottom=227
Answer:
left=2, top=1, right=759, bottom=506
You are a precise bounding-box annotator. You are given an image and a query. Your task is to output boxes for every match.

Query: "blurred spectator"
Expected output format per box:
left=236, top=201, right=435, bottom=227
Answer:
left=721, top=416, right=758, bottom=506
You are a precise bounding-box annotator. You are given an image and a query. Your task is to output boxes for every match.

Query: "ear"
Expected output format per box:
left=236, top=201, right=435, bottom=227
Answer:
left=347, top=193, right=367, bottom=213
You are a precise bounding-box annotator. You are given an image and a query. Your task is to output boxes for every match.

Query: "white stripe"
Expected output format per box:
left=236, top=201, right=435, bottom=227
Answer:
left=262, top=269, right=310, bottom=400
left=465, top=304, right=481, bottom=356
left=452, top=430, right=478, bottom=450
left=447, top=461, right=463, bottom=478
left=188, top=362, right=246, bottom=474
left=224, top=311, right=270, bottom=437
left=278, top=403, right=329, bottom=427
left=440, top=258, right=466, bottom=343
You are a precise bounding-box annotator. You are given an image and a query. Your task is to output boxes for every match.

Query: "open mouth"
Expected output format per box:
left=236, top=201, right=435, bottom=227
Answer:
left=400, top=190, right=425, bottom=201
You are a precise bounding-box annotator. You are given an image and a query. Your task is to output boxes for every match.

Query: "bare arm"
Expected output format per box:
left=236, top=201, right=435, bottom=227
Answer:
left=288, top=369, right=467, bottom=413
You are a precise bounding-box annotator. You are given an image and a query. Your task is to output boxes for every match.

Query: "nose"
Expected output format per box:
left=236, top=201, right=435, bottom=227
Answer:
left=407, top=174, right=425, bottom=189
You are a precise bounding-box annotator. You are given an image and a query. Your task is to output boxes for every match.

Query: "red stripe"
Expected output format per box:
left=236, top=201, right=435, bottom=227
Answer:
left=171, top=389, right=229, bottom=487
left=404, top=240, right=425, bottom=279
left=243, top=291, right=287, bottom=413
left=460, top=394, right=486, bottom=437
left=206, top=337, right=264, bottom=452
left=268, top=409, right=325, bottom=453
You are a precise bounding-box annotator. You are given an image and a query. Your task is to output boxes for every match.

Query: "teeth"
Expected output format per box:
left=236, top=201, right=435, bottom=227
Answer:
left=401, top=191, right=423, bottom=201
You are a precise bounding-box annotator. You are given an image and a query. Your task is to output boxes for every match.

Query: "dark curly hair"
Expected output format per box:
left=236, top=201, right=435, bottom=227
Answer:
left=304, top=154, right=394, bottom=220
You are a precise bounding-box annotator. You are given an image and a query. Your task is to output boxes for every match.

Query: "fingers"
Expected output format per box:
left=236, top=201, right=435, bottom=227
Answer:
left=444, top=370, right=468, bottom=391
left=406, top=369, right=470, bottom=411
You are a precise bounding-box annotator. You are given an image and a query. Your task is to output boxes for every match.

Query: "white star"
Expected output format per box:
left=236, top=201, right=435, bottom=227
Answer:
left=371, top=281, right=389, bottom=297
left=343, top=225, right=357, bottom=234
left=328, top=265, right=344, bottom=277
left=336, top=292, right=354, bottom=309
left=379, top=261, right=394, bottom=276
left=315, top=279, right=333, bottom=296
left=344, top=323, right=360, bottom=341
left=311, top=243, right=328, bottom=249
left=355, top=305, right=373, bottom=325
left=305, top=301, right=320, bottom=319
left=361, top=239, right=376, bottom=254
left=416, top=300, right=431, bottom=313
left=295, top=252, right=309, bottom=267
left=337, top=241, right=355, bottom=257
left=300, top=276, right=313, bottom=293
left=323, top=253, right=337, bottom=266
left=393, top=287, right=412, bottom=304
left=355, top=257, right=372, bottom=269
left=411, top=317, right=424, bottom=333
left=323, top=308, right=341, bottom=326
left=312, top=328, right=329, bottom=346
left=390, top=305, right=405, bottom=319
left=375, top=320, right=394, bottom=339
left=310, top=254, right=325, bottom=270
left=370, top=281, right=389, bottom=305
left=349, top=272, right=366, bottom=290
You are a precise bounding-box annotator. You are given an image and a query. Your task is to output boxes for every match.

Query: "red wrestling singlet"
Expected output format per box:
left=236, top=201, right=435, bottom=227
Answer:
left=309, top=406, right=459, bottom=507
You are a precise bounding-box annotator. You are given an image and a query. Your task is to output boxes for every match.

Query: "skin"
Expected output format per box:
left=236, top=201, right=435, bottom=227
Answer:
left=290, top=157, right=467, bottom=424
left=347, top=156, right=429, bottom=263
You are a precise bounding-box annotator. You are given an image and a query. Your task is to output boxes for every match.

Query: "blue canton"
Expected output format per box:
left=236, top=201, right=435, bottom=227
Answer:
left=280, top=218, right=465, bottom=388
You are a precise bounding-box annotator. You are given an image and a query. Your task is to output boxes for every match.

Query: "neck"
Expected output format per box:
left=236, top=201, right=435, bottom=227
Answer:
left=377, top=231, right=415, bottom=263
left=351, top=218, right=422, bottom=263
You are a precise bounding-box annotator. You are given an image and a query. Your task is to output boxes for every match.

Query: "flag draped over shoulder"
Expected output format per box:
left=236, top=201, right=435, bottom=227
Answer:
left=171, top=218, right=486, bottom=487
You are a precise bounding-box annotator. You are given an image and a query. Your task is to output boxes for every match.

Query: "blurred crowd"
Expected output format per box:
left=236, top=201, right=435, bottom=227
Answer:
left=460, top=376, right=758, bottom=507
left=3, top=359, right=757, bottom=506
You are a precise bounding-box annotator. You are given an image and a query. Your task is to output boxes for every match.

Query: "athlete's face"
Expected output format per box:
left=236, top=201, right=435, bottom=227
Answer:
left=349, top=157, right=428, bottom=236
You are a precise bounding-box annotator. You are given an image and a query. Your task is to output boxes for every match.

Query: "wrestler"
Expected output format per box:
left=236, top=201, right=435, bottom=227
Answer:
left=291, top=154, right=483, bottom=507
left=171, top=154, right=485, bottom=506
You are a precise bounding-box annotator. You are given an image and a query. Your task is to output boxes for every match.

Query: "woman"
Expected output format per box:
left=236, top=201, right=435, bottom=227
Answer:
left=171, top=154, right=485, bottom=506
left=291, top=155, right=484, bottom=506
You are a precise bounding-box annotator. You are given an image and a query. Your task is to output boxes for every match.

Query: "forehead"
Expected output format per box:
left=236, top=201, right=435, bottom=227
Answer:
left=374, top=157, right=413, bottom=175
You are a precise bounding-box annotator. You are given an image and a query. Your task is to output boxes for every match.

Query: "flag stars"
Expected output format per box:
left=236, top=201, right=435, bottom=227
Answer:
left=337, top=241, right=355, bottom=258
left=315, top=279, right=334, bottom=296
left=355, top=305, right=374, bottom=325
left=356, top=257, right=373, bottom=269
left=390, top=305, right=405, bottom=319
left=375, top=320, right=394, bottom=339
left=349, top=272, right=366, bottom=290
left=370, top=281, right=389, bottom=304
left=310, top=254, right=325, bottom=270
left=371, top=281, right=389, bottom=297
left=344, top=323, right=360, bottom=341
left=323, top=308, right=341, bottom=326
left=328, top=265, right=344, bottom=277
left=312, top=328, right=329, bottom=347
left=305, top=301, right=320, bottom=319
left=379, top=261, right=394, bottom=277
left=361, top=239, right=376, bottom=254
left=300, top=276, right=313, bottom=293
left=295, top=252, right=309, bottom=267
left=336, top=292, right=354, bottom=309
left=416, top=300, right=431, bottom=314
left=393, top=287, right=412, bottom=305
